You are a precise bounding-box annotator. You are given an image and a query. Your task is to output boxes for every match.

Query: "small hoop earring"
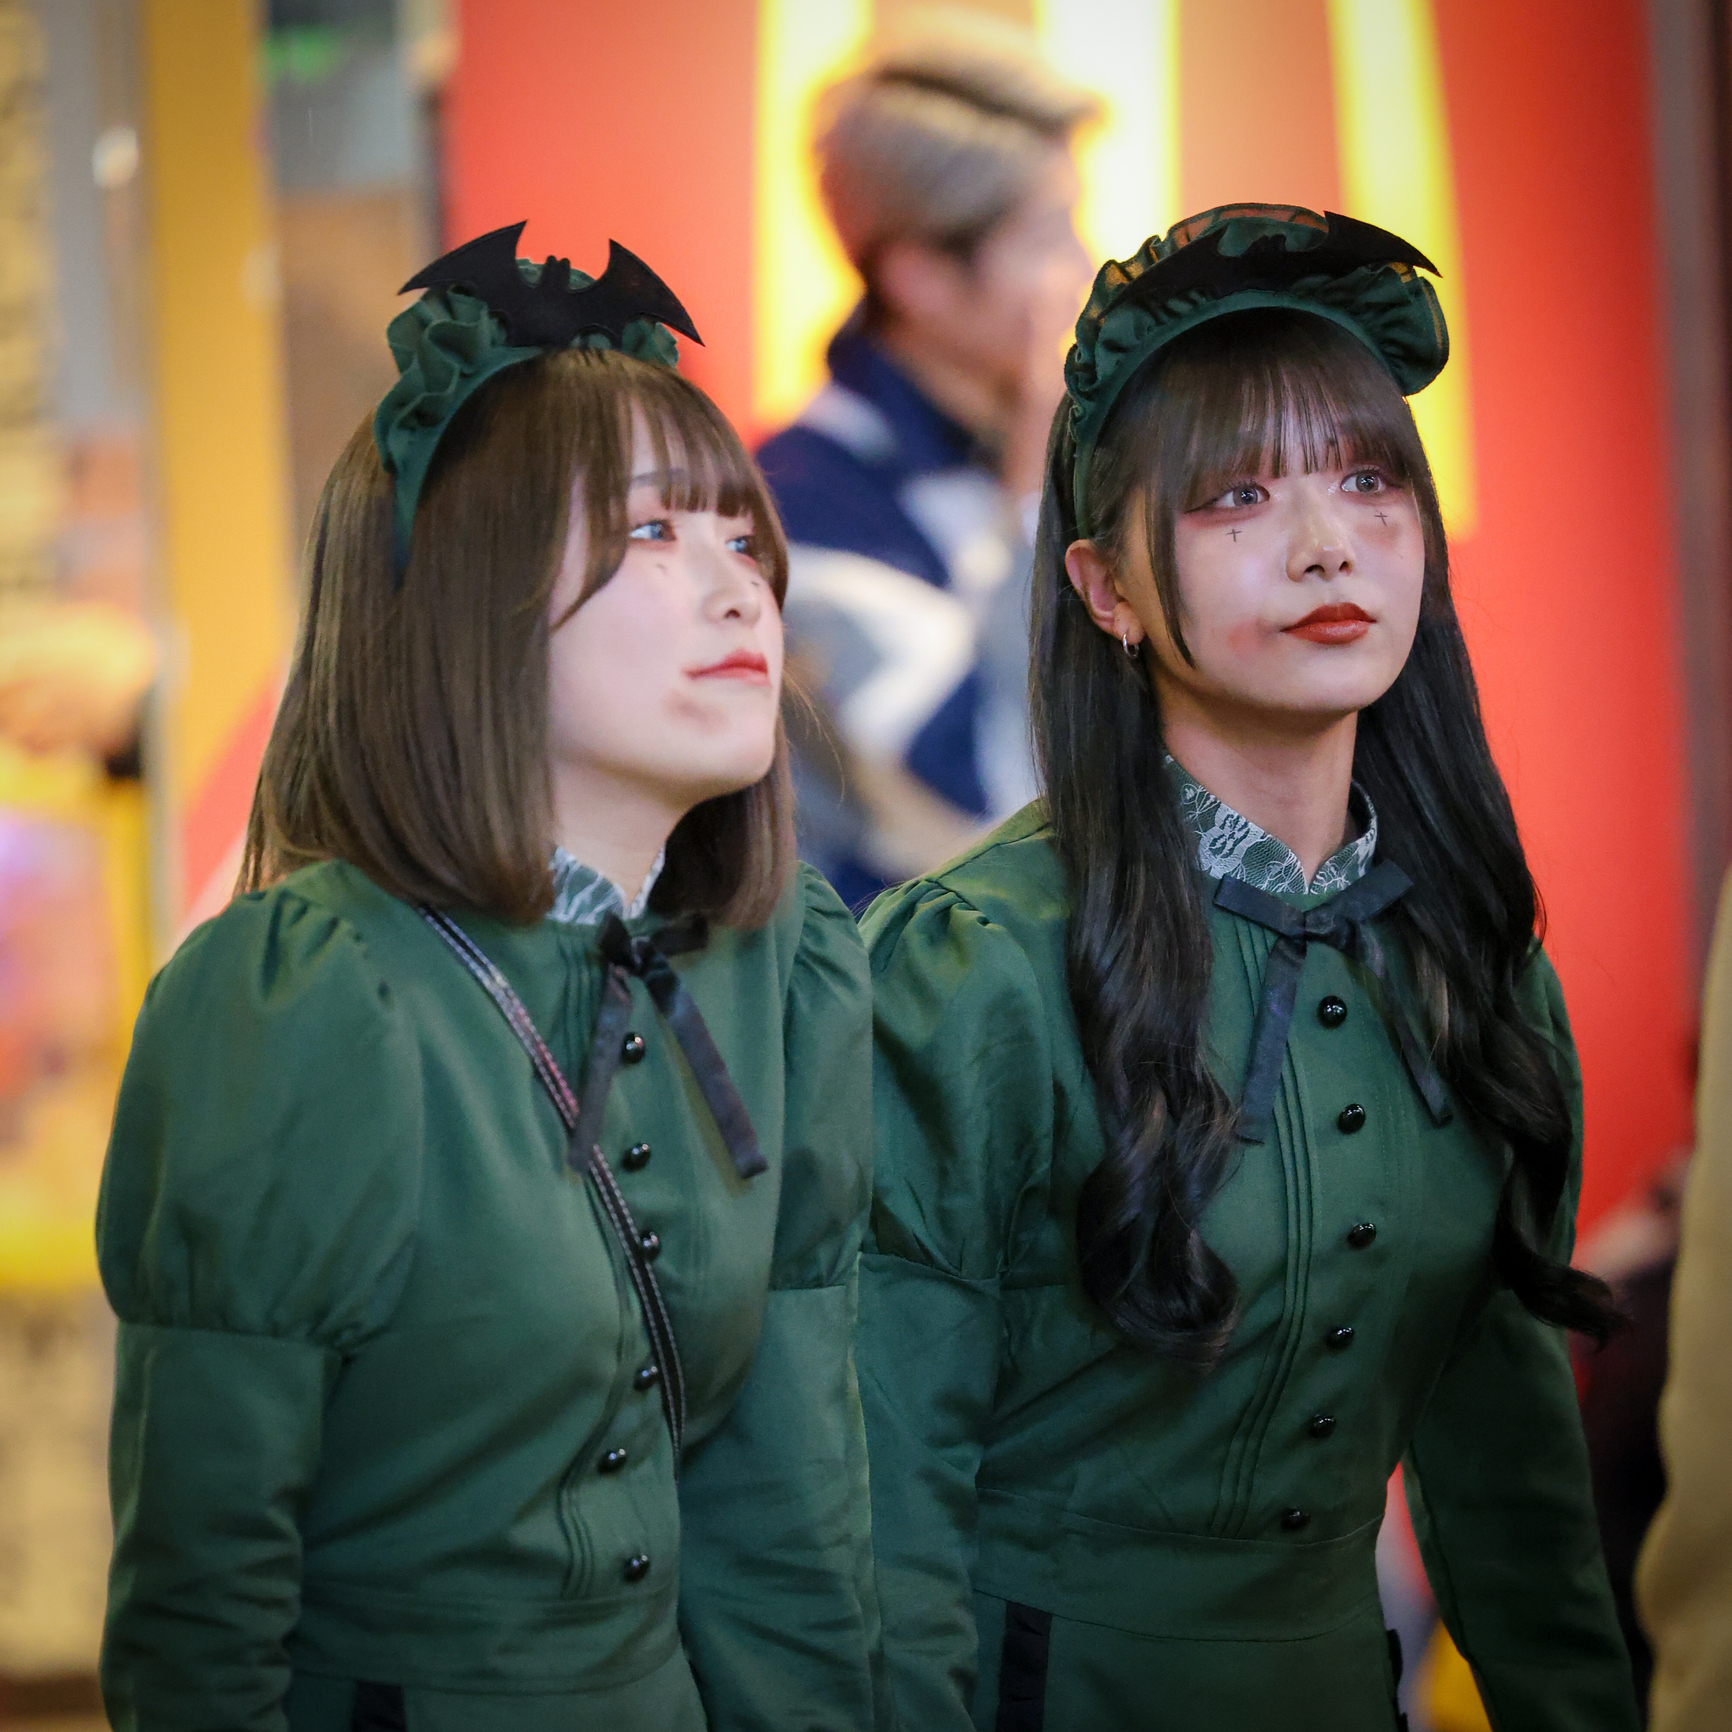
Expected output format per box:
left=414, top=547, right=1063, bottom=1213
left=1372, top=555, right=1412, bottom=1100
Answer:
left=1121, top=630, right=1141, bottom=660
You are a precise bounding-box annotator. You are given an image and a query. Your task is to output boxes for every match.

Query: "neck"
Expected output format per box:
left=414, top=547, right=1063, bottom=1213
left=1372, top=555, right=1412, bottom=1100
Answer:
left=550, top=764, right=682, bottom=902
left=1159, top=692, right=1359, bottom=881
left=877, top=320, right=1008, bottom=448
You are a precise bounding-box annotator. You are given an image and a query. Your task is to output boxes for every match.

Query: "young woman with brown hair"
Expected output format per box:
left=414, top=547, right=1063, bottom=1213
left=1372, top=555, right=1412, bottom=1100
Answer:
left=97, top=229, right=883, bottom=1731
left=857, top=206, right=1637, bottom=1731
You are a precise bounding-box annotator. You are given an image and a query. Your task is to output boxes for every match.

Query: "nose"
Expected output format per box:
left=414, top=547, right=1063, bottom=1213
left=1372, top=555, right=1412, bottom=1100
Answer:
left=1286, top=486, right=1352, bottom=583
left=699, top=527, right=763, bottom=624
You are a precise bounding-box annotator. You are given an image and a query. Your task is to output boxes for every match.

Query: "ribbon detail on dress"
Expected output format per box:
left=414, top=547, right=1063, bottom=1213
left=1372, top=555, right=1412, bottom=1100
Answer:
left=570, top=915, right=768, bottom=1182
left=1213, top=861, right=1453, bottom=1144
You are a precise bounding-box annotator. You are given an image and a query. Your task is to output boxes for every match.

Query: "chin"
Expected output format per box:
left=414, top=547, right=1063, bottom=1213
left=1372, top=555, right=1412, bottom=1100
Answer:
left=678, top=749, right=778, bottom=806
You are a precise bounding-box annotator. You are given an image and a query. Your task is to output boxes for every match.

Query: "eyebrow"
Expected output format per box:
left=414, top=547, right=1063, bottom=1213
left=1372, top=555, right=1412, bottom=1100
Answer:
left=629, top=468, right=690, bottom=489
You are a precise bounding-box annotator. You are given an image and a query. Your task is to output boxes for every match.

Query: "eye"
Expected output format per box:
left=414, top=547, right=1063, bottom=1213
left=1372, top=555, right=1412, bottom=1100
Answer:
left=628, top=518, right=674, bottom=543
left=726, top=532, right=759, bottom=561
left=1343, top=469, right=1389, bottom=495
left=1206, top=481, right=1267, bottom=510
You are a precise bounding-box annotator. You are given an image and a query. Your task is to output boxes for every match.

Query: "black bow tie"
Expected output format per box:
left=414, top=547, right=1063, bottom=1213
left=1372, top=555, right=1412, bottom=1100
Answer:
left=1212, top=862, right=1453, bottom=1144
left=570, top=914, right=766, bottom=1180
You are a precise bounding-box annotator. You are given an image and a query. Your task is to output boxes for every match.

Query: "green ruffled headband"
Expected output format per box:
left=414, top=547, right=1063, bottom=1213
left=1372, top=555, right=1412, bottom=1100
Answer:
left=372, top=222, right=702, bottom=583
left=1064, top=203, right=1448, bottom=538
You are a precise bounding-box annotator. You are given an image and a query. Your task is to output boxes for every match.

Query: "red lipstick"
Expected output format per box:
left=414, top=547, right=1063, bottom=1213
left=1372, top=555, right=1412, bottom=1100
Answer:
left=1283, top=603, right=1373, bottom=645
left=688, top=650, right=771, bottom=685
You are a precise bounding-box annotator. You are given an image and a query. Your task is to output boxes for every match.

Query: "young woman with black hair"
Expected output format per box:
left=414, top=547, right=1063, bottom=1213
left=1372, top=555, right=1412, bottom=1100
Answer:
left=857, top=205, right=1638, bottom=1731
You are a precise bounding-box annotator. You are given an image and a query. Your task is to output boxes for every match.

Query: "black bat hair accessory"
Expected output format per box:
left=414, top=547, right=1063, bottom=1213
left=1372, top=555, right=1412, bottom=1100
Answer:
left=373, top=223, right=704, bottom=582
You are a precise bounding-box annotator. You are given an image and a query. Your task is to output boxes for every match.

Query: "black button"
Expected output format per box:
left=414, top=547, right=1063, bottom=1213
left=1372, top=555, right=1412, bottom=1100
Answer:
left=1318, top=995, right=1348, bottom=1028
left=1347, top=1221, right=1378, bottom=1250
left=598, top=1447, right=629, bottom=1474
left=622, top=1141, right=651, bottom=1171
left=639, top=1231, right=662, bottom=1262
left=1326, top=1325, right=1355, bottom=1350
left=1308, top=1413, right=1337, bottom=1439
left=621, top=1032, right=646, bottom=1065
left=1337, top=1103, right=1367, bottom=1135
left=622, top=1552, right=651, bottom=1583
left=1281, top=1508, right=1312, bottom=1531
left=633, top=1363, right=660, bottom=1391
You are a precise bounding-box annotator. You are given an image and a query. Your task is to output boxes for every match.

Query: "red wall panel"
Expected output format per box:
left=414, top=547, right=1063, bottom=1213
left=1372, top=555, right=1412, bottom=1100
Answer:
left=1436, top=0, right=1694, bottom=1223
left=445, top=0, right=758, bottom=431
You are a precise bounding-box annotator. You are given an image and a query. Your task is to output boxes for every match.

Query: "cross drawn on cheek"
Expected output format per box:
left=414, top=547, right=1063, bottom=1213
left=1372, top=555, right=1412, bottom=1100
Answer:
left=1375, top=510, right=1390, bottom=525
left=1228, top=527, right=1242, bottom=541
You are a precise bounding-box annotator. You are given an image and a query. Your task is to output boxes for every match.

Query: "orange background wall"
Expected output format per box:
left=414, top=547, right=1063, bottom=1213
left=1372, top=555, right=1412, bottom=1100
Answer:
left=447, top=0, right=1695, bottom=1229
left=445, top=0, right=758, bottom=437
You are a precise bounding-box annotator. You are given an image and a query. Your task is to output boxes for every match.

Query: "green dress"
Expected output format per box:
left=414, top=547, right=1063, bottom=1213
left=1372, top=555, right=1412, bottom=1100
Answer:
left=857, top=783, right=1637, bottom=1732
left=98, top=854, right=883, bottom=1732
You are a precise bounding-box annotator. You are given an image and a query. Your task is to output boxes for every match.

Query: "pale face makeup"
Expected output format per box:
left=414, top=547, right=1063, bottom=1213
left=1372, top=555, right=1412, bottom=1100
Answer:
left=1070, top=453, right=1426, bottom=733
left=1065, top=436, right=1428, bottom=876
left=545, top=417, right=782, bottom=886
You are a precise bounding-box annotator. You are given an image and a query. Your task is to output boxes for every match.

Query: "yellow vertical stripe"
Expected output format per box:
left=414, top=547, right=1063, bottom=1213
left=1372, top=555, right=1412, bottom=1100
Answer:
left=140, top=0, right=294, bottom=897
left=1036, top=0, right=1179, bottom=265
left=1327, top=0, right=1477, bottom=534
left=752, top=0, right=872, bottom=428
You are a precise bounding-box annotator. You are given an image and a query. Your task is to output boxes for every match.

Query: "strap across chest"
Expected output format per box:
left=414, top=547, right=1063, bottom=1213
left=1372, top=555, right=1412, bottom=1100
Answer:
left=418, top=906, right=765, bottom=1468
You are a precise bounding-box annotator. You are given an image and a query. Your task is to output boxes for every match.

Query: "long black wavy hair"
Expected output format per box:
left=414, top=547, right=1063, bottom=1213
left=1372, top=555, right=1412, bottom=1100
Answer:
left=1032, top=307, right=1617, bottom=1361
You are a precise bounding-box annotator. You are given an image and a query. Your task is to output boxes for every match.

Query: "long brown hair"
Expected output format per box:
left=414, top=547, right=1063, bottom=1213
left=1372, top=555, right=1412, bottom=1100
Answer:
left=1033, top=308, right=1617, bottom=1358
left=243, top=347, right=795, bottom=927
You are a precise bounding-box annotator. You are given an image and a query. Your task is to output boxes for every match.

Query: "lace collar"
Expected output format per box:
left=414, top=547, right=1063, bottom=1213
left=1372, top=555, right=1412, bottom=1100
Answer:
left=1169, top=758, right=1378, bottom=897
left=546, top=846, right=666, bottom=928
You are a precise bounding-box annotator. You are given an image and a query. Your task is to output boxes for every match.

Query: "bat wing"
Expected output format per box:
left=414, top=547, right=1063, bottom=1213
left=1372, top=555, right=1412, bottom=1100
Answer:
left=400, top=225, right=702, bottom=349
left=569, top=241, right=703, bottom=346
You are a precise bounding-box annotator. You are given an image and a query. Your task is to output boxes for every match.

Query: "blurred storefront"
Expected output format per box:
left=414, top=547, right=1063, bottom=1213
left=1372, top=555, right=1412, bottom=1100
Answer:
left=0, top=0, right=1726, bottom=1718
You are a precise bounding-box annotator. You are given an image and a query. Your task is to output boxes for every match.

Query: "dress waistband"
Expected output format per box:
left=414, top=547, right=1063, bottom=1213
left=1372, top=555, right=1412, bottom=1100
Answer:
left=972, top=1489, right=1383, bottom=1640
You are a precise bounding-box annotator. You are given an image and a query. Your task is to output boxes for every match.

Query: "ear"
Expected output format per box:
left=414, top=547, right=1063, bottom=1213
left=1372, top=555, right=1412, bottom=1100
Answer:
left=1064, top=539, right=1146, bottom=647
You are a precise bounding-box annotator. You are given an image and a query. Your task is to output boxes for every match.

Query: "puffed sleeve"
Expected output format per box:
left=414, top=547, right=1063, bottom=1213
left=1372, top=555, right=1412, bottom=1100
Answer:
left=98, top=888, right=423, bottom=1732
left=1402, top=952, right=1639, bottom=1731
left=678, top=866, right=887, bottom=1731
left=854, top=882, right=1054, bottom=1732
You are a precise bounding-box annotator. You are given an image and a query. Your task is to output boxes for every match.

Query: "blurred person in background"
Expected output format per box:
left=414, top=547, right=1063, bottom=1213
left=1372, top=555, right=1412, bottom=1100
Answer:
left=1637, top=874, right=1732, bottom=1731
left=757, top=9, right=1098, bottom=909
left=1572, top=1150, right=1688, bottom=1722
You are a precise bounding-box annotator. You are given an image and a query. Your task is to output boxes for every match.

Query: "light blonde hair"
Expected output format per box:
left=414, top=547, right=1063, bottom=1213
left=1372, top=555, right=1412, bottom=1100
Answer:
left=815, top=8, right=1099, bottom=282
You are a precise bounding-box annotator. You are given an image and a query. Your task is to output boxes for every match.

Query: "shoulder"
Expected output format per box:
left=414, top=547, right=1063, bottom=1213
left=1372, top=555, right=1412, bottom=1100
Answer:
left=862, top=806, right=1071, bottom=1060
left=154, top=860, right=408, bottom=1009
left=862, top=803, right=1068, bottom=977
left=1513, top=944, right=1575, bottom=1059
left=756, top=422, right=893, bottom=547
left=101, top=864, right=424, bottom=1341
left=777, top=862, right=870, bottom=1011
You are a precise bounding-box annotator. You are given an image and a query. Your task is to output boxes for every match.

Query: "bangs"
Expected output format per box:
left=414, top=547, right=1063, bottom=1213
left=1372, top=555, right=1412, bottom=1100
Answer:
left=562, top=351, right=789, bottom=612
left=1083, top=307, right=1443, bottom=668
left=1166, top=313, right=1424, bottom=510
